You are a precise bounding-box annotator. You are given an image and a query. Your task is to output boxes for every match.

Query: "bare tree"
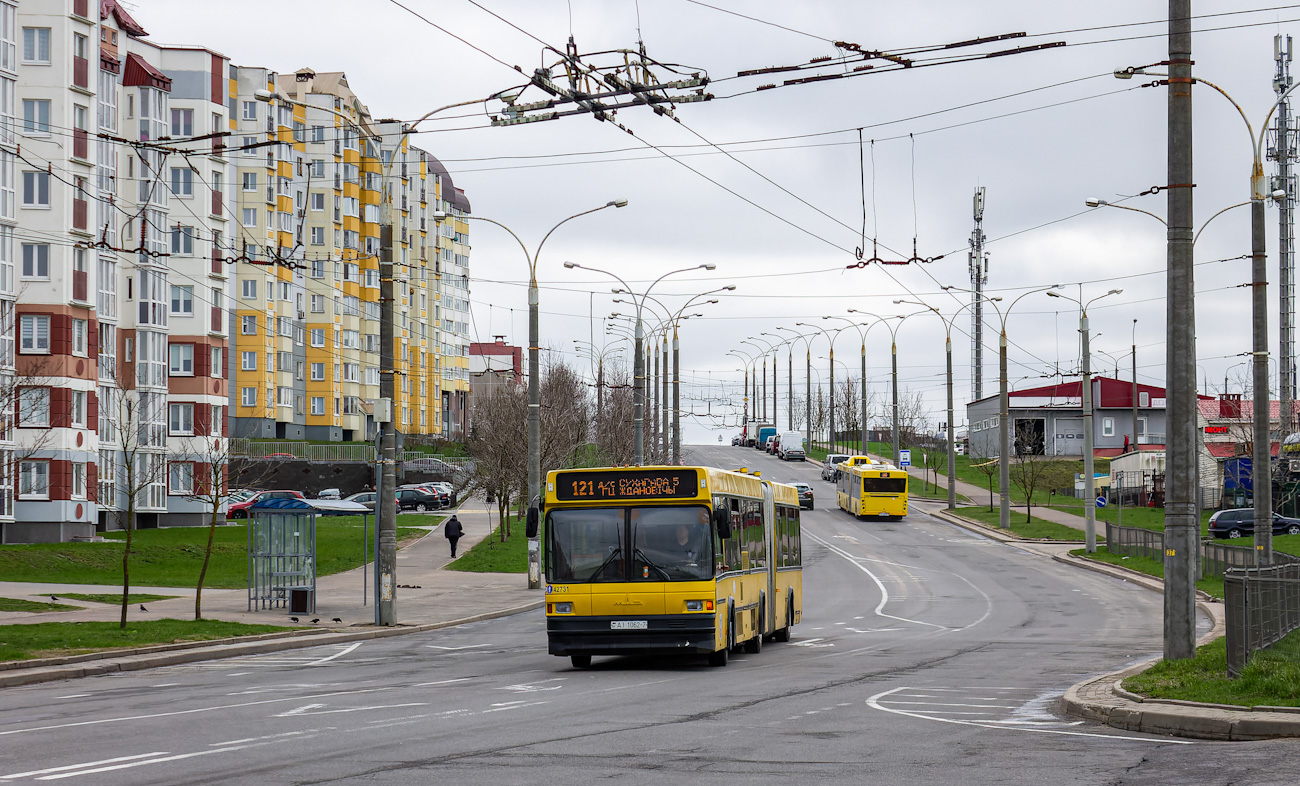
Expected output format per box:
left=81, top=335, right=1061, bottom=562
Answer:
left=468, top=379, right=527, bottom=542
left=1008, top=422, right=1075, bottom=524
left=539, top=357, right=592, bottom=473
left=972, top=457, right=999, bottom=512
left=836, top=375, right=860, bottom=445
left=593, top=365, right=636, bottom=466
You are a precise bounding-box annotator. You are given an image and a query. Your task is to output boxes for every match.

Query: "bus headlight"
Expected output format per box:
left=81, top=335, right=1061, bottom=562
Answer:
left=550, top=602, right=573, bottom=614
left=686, top=600, right=714, bottom=612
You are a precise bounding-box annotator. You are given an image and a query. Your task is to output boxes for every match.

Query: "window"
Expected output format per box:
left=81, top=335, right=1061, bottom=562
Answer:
left=241, top=208, right=257, bottom=227
left=21, top=243, right=49, bottom=277
left=1102, top=417, right=1115, bottom=438
left=22, top=172, right=49, bottom=206
left=310, top=328, right=324, bottom=347
left=71, top=390, right=86, bottom=428
left=169, top=343, right=193, bottom=375
left=240, top=315, right=257, bottom=335
left=170, top=285, right=193, bottom=315
left=169, top=402, right=194, bottom=435
left=1139, top=391, right=1150, bottom=408
left=212, top=405, right=224, bottom=437
left=310, top=192, right=324, bottom=211
left=241, top=279, right=257, bottom=299
left=310, top=362, right=325, bottom=381
left=21, top=28, right=49, bottom=64
left=168, top=462, right=194, bottom=495
left=310, top=159, right=324, bottom=178
left=18, top=387, right=49, bottom=426
left=71, top=462, right=86, bottom=500
left=242, top=171, right=257, bottom=191
left=310, top=125, right=325, bottom=142
left=310, top=227, right=324, bottom=245
left=310, top=294, right=325, bottom=313
left=170, top=226, right=194, bottom=255
left=21, top=99, right=49, bottom=133
left=211, top=347, right=223, bottom=379
left=19, top=314, right=49, bottom=352
left=241, top=350, right=257, bottom=370
left=71, top=318, right=86, bottom=356
left=310, top=260, right=325, bottom=278
left=240, top=386, right=257, bottom=407
left=279, top=281, right=291, bottom=301
left=170, top=108, right=193, bottom=137
left=170, top=167, right=192, bottom=196
left=19, top=460, right=48, bottom=499
left=241, top=100, right=257, bottom=121
left=310, top=396, right=325, bottom=415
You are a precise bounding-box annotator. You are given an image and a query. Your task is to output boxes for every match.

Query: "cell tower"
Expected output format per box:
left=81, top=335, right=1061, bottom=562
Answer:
left=1270, top=34, right=1298, bottom=435
left=969, top=187, right=989, bottom=402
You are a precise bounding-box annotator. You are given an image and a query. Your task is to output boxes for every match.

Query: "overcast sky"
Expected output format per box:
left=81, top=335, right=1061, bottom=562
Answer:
left=141, top=0, right=1300, bottom=444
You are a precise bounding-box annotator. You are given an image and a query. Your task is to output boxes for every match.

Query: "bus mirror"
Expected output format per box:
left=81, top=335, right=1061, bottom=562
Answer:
left=713, top=508, right=732, bottom=539
left=526, top=507, right=539, bottom=538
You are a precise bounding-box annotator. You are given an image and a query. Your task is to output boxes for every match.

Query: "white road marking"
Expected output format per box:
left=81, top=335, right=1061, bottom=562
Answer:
left=151, top=683, right=181, bottom=688
left=208, top=730, right=321, bottom=746
left=790, top=638, right=833, bottom=648
left=807, top=532, right=948, bottom=631
left=51, top=695, right=90, bottom=700
left=38, top=744, right=260, bottom=780
left=273, top=702, right=426, bottom=717
left=500, top=679, right=564, bottom=693
left=867, top=687, right=1193, bottom=744
left=425, top=643, right=490, bottom=651
left=274, top=703, right=327, bottom=717
left=883, top=701, right=1019, bottom=709
left=304, top=642, right=362, bottom=665
left=2, top=754, right=168, bottom=779
left=411, top=678, right=472, bottom=688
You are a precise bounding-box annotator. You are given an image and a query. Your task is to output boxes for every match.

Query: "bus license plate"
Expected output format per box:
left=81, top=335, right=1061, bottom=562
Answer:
left=611, top=620, right=647, bottom=630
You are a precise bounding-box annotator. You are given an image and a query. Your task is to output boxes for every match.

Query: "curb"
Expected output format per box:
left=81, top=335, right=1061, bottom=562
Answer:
left=0, top=598, right=544, bottom=689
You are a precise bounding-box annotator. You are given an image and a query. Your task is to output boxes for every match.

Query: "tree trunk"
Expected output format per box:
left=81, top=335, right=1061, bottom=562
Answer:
left=120, top=507, right=134, bottom=629
left=988, top=478, right=994, bottom=513
left=195, top=504, right=218, bottom=620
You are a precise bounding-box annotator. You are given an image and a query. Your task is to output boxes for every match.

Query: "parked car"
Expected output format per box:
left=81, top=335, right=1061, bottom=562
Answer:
left=821, top=454, right=851, bottom=481
left=344, top=491, right=400, bottom=512
left=731, top=434, right=742, bottom=446
left=397, top=488, right=443, bottom=512
left=764, top=435, right=777, bottom=454
left=1208, top=509, right=1300, bottom=539
left=227, top=490, right=306, bottom=518
left=792, top=482, right=814, bottom=510
left=777, top=431, right=806, bottom=461
left=317, top=488, right=342, bottom=500
left=399, top=483, right=450, bottom=507
left=427, top=481, right=456, bottom=506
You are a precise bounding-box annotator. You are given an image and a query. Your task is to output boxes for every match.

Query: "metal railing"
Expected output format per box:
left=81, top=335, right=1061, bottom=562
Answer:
left=308, top=444, right=375, bottom=463
left=1225, top=562, right=1300, bottom=675
left=1104, top=520, right=1165, bottom=561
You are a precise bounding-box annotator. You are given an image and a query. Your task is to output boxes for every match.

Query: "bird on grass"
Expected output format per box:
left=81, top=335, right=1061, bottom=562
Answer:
left=139, top=605, right=148, bottom=612
left=331, top=618, right=342, bottom=623
left=310, top=618, right=320, bottom=624
left=289, top=616, right=299, bottom=623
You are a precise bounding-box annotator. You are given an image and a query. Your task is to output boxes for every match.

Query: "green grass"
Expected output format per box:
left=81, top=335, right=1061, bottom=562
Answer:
left=1123, top=631, right=1300, bottom=706
left=0, top=619, right=291, bottom=662
left=954, top=506, right=1094, bottom=541
left=0, top=598, right=83, bottom=613
left=1071, top=546, right=1225, bottom=599
left=446, top=518, right=529, bottom=573
left=0, top=516, right=437, bottom=589
left=50, top=593, right=178, bottom=605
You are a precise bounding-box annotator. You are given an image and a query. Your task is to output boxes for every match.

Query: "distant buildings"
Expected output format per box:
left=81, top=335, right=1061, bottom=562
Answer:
left=469, top=338, right=523, bottom=400
left=1, top=1, right=471, bottom=543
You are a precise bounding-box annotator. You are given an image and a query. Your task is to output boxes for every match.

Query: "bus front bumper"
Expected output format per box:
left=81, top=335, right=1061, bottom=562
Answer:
left=547, top=615, right=717, bottom=657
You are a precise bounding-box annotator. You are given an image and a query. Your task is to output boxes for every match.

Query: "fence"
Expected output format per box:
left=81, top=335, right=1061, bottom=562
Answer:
left=231, top=441, right=474, bottom=473
left=1224, top=562, right=1300, bottom=676
left=1103, top=520, right=1165, bottom=561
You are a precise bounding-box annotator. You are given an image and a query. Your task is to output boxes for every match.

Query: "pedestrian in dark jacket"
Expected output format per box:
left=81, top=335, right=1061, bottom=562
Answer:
left=444, top=515, right=464, bottom=557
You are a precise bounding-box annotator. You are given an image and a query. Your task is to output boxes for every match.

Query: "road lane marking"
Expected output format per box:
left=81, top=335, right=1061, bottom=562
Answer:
left=2, top=754, right=168, bottom=779
left=273, top=703, right=426, bottom=717
left=807, top=532, right=948, bottom=631
left=411, top=678, right=472, bottom=687
left=38, top=744, right=261, bottom=780
left=305, top=642, right=362, bottom=665
left=51, top=695, right=90, bottom=700
left=424, top=643, right=490, bottom=651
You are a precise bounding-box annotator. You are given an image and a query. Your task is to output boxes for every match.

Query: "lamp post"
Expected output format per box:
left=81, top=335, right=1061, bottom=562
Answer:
left=1047, top=288, right=1124, bottom=553
left=774, top=327, right=816, bottom=455
left=565, top=262, right=714, bottom=464
left=728, top=349, right=757, bottom=433
left=744, top=336, right=780, bottom=433
left=825, top=315, right=892, bottom=456
left=797, top=322, right=850, bottom=453
left=653, top=288, right=734, bottom=463
left=945, top=284, right=1059, bottom=529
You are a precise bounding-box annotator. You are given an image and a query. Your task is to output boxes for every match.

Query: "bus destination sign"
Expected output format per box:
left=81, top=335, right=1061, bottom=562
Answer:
left=556, top=469, right=699, bottom=501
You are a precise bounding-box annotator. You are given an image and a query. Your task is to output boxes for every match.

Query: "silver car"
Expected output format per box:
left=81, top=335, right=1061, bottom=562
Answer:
left=821, top=454, right=850, bottom=481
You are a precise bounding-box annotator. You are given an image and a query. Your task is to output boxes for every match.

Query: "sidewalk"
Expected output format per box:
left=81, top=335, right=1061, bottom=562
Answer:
left=0, top=501, right=544, bottom=687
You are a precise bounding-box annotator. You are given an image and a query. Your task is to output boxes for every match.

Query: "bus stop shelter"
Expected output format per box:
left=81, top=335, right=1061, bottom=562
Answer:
left=247, top=497, right=370, bottom=614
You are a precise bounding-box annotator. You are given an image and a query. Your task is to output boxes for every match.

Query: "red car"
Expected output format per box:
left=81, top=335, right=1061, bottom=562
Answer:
left=227, top=490, right=306, bottom=518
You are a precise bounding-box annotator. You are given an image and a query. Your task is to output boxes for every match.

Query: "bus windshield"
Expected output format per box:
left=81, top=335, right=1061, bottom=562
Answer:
left=547, top=506, right=713, bottom=583
left=863, top=477, right=907, bottom=494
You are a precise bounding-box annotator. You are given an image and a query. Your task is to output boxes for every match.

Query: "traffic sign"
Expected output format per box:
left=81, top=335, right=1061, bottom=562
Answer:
left=899, top=449, right=911, bottom=468
left=1096, top=496, right=1107, bottom=508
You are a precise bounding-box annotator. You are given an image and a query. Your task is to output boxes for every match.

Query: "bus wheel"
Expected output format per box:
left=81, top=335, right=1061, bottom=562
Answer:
left=707, top=645, right=729, bottom=667
left=570, top=655, right=592, bottom=669
left=773, top=598, right=793, bottom=642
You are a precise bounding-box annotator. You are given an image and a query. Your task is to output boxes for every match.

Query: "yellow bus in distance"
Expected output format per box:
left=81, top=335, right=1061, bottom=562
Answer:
left=837, top=461, right=908, bottom=520
left=543, top=466, right=803, bottom=669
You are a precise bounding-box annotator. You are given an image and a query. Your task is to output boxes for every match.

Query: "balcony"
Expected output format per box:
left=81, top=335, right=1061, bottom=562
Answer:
left=211, top=307, right=223, bottom=333
left=73, top=270, right=88, bottom=302
left=211, top=247, right=223, bottom=275
left=73, top=0, right=89, bottom=17
left=73, top=56, right=89, bottom=89
left=72, top=197, right=88, bottom=231
left=211, top=189, right=222, bottom=217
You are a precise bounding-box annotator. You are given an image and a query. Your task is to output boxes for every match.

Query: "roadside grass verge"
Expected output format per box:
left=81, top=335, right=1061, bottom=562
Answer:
left=447, top=518, right=528, bottom=573
left=0, top=598, right=83, bottom=613
left=0, top=516, right=434, bottom=589
left=954, top=506, right=1092, bottom=541
left=1070, top=546, right=1225, bottom=599
left=0, top=619, right=291, bottom=662
left=1123, top=630, right=1300, bottom=707
left=49, top=593, right=178, bottom=605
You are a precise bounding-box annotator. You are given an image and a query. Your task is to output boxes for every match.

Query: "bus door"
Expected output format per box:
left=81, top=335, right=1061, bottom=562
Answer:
left=761, top=481, right=776, bottom=636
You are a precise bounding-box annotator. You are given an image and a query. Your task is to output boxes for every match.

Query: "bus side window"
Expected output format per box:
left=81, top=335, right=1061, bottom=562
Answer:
left=791, top=507, right=801, bottom=565
left=777, top=505, right=787, bottom=567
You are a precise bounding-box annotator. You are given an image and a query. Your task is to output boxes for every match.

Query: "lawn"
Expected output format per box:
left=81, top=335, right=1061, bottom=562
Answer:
left=0, top=619, right=291, bottom=662
left=0, top=598, right=83, bottom=613
left=1071, top=546, right=1225, bottom=599
left=51, top=593, right=178, bottom=605
left=1123, top=630, right=1300, bottom=707
left=0, top=515, right=437, bottom=589
left=447, top=517, right=529, bottom=573
left=954, top=506, right=1093, bottom=541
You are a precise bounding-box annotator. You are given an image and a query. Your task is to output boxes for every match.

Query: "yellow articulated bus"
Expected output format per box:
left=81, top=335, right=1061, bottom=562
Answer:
left=542, top=466, right=803, bottom=668
left=836, top=461, right=909, bottom=520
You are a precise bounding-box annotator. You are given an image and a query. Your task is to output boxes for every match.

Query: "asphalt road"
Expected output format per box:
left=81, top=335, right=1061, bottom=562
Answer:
left=2, top=444, right=1298, bottom=784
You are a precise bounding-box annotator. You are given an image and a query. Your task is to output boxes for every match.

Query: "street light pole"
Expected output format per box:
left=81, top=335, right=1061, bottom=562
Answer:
left=1048, top=288, right=1124, bottom=553
left=797, top=323, right=845, bottom=454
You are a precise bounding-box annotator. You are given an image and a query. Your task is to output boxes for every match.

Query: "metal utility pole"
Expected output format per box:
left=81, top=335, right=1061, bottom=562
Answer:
left=761, top=357, right=767, bottom=422
left=1132, top=319, right=1140, bottom=449
left=1272, top=34, right=1298, bottom=439
left=672, top=330, right=680, bottom=464
left=1165, top=0, right=1198, bottom=660
left=661, top=334, right=670, bottom=459
left=377, top=219, right=397, bottom=625
left=787, top=346, right=793, bottom=431
left=970, top=187, right=989, bottom=402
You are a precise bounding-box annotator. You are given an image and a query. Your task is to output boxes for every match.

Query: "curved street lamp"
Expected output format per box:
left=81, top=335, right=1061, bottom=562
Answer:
left=775, top=327, right=818, bottom=452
